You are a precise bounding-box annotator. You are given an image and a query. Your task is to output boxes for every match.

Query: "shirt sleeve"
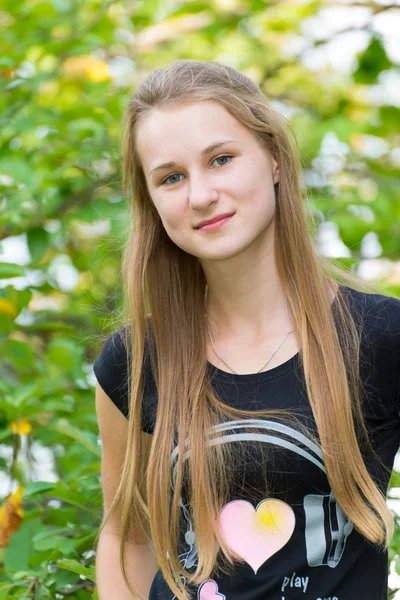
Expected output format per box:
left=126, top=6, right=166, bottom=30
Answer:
left=384, top=296, right=400, bottom=421
left=369, top=294, right=400, bottom=422
left=396, top=329, right=400, bottom=422
left=93, top=328, right=129, bottom=419
left=93, top=326, right=158, bottom=434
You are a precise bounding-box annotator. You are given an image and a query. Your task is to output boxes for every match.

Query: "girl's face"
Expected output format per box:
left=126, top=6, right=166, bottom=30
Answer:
left=136, top=100, right=279, bottom=263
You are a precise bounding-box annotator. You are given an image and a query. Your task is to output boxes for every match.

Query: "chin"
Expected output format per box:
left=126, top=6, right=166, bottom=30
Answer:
left=197, top=245, right=244, bottom=262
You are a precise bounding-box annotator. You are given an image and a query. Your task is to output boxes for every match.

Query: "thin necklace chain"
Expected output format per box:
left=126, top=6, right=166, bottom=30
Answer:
left=204, top=288, right=295, bottom=375
left=206, top=321, right=295, bottom=374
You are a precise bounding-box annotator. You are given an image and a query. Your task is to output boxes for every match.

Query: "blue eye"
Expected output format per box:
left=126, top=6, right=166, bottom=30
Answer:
left=212, top=155, right=232, bottom=167
left=161, top=154, right=233, bottom=186
left=162, top=173, right=183, bottom=186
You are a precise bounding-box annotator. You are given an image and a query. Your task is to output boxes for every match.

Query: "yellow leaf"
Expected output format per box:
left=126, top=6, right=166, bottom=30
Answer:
left=0, top=298, right=18, bottom=318
left=0, top=485, right=24, bottom=548
left=63, top=55, right=110, bottom=82
left=87, top=60, right=109, bottom=82
left=11, top=417, right=32, bottom=436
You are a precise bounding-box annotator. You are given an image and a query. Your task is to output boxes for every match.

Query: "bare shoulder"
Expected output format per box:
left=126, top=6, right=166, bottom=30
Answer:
left=96, top=380, right=129, bottom=451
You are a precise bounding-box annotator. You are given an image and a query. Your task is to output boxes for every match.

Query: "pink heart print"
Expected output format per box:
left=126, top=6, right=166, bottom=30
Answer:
left=218, top=498, right=296, bottom=574
left=198, top=579, right=226, bottom=600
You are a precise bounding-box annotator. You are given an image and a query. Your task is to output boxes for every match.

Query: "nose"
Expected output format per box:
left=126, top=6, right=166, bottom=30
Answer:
left=188, top=172, right=217, bottom=210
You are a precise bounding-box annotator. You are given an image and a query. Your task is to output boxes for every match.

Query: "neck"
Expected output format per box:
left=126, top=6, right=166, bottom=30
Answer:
left=205, top=278, right=292, bottom=344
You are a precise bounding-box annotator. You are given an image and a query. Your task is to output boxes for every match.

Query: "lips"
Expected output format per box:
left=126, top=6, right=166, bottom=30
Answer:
left=195, top=213, right=234, bottom=229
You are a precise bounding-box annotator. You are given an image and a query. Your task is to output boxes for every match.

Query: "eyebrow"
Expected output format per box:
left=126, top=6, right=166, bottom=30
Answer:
left=148, top=140, right=239, bottom=177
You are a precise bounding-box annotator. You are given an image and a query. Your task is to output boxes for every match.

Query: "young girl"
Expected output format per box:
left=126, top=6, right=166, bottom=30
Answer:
left=93, top=60, right=400, bottom=600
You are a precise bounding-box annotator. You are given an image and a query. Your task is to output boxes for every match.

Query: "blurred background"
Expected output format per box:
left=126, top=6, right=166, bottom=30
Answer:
left=0, top=0, right=399, bottom=598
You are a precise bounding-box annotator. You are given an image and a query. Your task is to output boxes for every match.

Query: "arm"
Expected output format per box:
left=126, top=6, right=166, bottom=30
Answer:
left=96, top=532, right=158, bottom=600
left=95, top=381, right=158, bottom=599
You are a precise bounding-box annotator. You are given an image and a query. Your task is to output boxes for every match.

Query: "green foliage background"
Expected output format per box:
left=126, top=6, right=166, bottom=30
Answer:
left=0, top=0, right=399, bottom=598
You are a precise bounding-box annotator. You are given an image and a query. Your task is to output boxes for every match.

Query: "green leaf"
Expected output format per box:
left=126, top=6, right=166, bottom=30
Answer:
left=48, top=481, right=97, bottom=512
left=377, top=105, right=400, bottom=137
left=0, top=57, right=15, bottom=68
left=87, top=564, right=96, bottom=582
left=0, top=158, right=35, bottom=186
left=59, top=536, right=78, bottom=555
left=0, top=583, right=21, bottom=599
left=21, top=321, right=75, bottom=333
left=23, top=481, right=56, bottom=497
left=50, top=418, right=101, bottom=457
left=3, top=518, right=43, bottom=575
left=0, top=429, right=11, bottom=443
left=66, top=118, right=105, bottom=135
left=55, top=558, right=93, bottom=579
left=46, top=338, right=80, bottom=370
left=9, top=382, right=41, bottom=409
left=396, top=554, right=400, bottom=575
left=27, top=227, right=50, bottom=265
left=33, top=531, right=64, bottom=551
left=389, top=470, right=400, bottom=489
left=6, top=339, right=35, bottom=369
left=0, top=264, right=26, bottom=279
left=0, top=287, right=31, bottom=314
left=353, top=36, right=392, bottom=84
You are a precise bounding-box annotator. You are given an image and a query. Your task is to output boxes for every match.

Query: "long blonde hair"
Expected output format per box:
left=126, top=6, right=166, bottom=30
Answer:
left=95, top=60, right=394, bottom=600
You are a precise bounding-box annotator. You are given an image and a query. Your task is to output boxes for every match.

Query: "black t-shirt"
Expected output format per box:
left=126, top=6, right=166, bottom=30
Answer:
left=93, top=284, right=400, bottom=600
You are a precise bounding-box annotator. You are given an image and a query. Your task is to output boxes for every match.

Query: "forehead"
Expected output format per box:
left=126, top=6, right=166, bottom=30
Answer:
left=135, top=100, right=250, bottom=170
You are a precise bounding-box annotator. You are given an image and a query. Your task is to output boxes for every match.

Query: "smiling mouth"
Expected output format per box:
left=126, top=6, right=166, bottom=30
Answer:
left=196, top=214, right=233, bottom=232
left=195, top=212, right=235, bottom=229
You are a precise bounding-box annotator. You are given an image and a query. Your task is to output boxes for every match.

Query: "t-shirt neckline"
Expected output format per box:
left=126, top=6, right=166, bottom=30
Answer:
left=206, top=351, right=300, bottom=384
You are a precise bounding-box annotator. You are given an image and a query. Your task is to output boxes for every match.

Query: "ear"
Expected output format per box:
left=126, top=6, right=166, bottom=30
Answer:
left=272, top=158, right=279, bottom=185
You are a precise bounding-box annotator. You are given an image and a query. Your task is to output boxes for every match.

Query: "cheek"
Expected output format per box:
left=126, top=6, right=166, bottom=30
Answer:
left=156, top=199, right=189, bottom=239
left=153, top=193, right=183, bottom=224
left=230, top=169, right=267, bottom=205
left=246, top=164, right=275, bottom=201
left=163, top=204, right=185, bottom=228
